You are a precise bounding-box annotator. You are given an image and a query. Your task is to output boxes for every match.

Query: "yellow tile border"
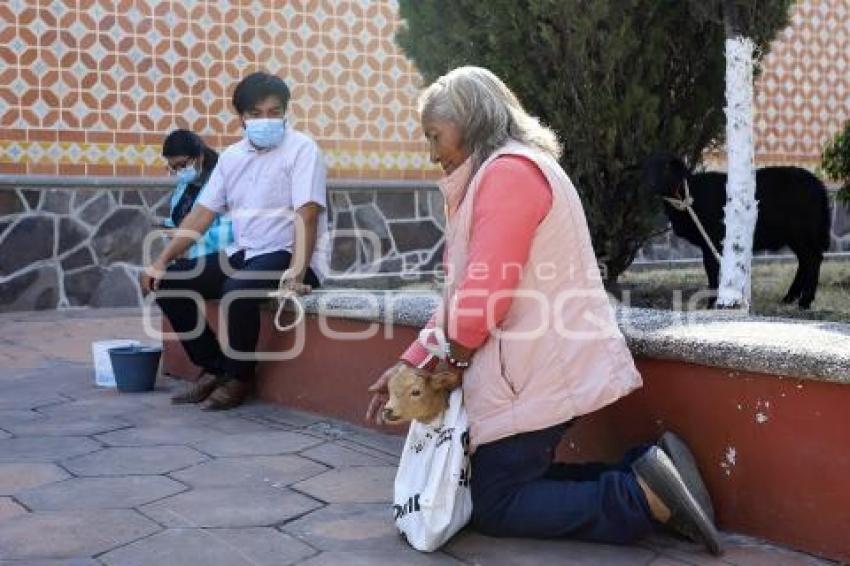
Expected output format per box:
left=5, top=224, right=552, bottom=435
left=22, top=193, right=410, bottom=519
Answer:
left=0, top=141, right=441, bottom=174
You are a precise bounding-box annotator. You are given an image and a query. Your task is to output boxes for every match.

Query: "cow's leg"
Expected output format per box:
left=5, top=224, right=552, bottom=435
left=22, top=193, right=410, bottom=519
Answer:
left=701, top=250, right=720, bottom=308
left=782, top=265, right=804, bottom=304
left=798, top=249, right=823, bottom=310
left=702, top=251, right=720, bottom=289
left=782, top=244, right=805, bottom=305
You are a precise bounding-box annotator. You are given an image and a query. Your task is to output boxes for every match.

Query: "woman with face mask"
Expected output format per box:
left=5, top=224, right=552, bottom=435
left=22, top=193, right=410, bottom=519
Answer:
left=160, top=129, right=234, bottom=259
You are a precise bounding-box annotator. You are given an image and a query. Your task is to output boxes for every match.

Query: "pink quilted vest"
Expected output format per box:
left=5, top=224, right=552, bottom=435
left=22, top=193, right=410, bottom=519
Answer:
left=440, top=141, right=642, bottom=450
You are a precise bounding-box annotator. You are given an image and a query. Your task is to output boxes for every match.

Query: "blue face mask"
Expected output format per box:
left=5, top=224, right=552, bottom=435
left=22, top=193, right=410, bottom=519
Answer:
left=175, top=165, right=198, bottom=185
left=244, top=118, right=286, bottom=149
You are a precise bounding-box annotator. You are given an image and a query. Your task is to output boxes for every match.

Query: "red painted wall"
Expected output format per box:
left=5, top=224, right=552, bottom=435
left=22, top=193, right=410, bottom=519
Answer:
left=162, top=312, right=850, bottom=561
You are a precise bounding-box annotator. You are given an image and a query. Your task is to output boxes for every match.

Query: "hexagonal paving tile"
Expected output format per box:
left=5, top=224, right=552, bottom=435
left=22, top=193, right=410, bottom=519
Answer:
left=642, top=532, right=821, bottom=566
left=292, top=466, right=395, bottom=503
left=283, top=503, right=403, bottom=552
left=301, top=442, right=393, bottom=467
left=343, top=430, right=405, bottom=457
left=299, top=551, right=460, bottom=566
left=16, top=476, right=186, bottom=510
left=36, top=397, right=150, bottom=420
left=444, top=530, right=657, bottom=565
left=0, top=437, right=100, bottom=463
left=0, top=559, right=100, bottom=565
left=0, top=410, right=44, bottom=426
left=0, top=463, right=69, bottom=495
left=0, top=510, right=160, bottom=559
left=234, top=404, right=325, bottom=427
left=100, top=528, right=316, bottom=566
left=715, top=540, right=828, bottom=565
left=117, top=405, right=228, bottom=427
left=63, top=446, right=208, bottom=476
left=170, top=455, right=326, bottom=488
left=139, top=487, right=322, bottom=528
left=193, top=431, right=323, bottom=457
left=95, top=426, right=222, bottom=447
left=206, top=417, right=274, bottom=434
left=0, top=498, right=27, bottom=521
left=0, top=387, right=67, bottom=411
left=0, top=415, right=130, bottom=437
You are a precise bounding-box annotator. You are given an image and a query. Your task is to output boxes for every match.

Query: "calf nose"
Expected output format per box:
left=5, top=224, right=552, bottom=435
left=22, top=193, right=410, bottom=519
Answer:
left=382, top=407, right=398, bottom=422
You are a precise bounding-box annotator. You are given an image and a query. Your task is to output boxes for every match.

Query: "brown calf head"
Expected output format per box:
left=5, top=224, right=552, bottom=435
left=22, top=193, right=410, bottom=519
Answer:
left=382, top=365, right=460, bottom=424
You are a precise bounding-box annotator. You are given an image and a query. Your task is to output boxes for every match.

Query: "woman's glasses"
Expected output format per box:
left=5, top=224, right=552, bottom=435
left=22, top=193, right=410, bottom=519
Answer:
left=165, top=158, right=193, bottom=174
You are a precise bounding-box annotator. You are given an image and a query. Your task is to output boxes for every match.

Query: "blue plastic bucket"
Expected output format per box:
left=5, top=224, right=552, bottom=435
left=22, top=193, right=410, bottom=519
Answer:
left=108, top=345, right=162, bottom=393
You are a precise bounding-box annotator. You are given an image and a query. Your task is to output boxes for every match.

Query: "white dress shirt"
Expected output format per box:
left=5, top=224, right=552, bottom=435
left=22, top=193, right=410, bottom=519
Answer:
left=197, top=125, right=330, bottom=281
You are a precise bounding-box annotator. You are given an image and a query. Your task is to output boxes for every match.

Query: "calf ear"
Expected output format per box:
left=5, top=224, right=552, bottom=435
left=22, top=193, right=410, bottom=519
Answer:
left=429, top=370, right=460, bottom=391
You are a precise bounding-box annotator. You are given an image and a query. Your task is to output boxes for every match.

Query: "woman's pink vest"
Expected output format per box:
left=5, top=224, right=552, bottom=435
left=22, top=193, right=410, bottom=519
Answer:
left=440, top=141, right=642, bottom=450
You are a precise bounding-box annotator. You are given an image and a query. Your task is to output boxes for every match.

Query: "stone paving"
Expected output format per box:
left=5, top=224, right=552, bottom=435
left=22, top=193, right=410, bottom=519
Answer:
left=0, top=308, right=835, bottom=565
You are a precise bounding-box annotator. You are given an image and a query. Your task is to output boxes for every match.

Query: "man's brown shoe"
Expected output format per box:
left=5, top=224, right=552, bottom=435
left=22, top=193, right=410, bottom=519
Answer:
left=200, top=379, right=249, bottom=411
left=171, top=374, right=222, bottom=405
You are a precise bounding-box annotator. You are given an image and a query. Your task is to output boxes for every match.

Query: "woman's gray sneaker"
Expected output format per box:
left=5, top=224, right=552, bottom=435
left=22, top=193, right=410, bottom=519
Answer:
left=658, top=431, right=716, bottom=522
left=633, top=446, right=723, bottom=556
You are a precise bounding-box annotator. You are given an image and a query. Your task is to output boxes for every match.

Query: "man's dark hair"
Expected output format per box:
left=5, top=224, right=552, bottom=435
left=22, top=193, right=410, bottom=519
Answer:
left=232, top=72, right=291, bottom=115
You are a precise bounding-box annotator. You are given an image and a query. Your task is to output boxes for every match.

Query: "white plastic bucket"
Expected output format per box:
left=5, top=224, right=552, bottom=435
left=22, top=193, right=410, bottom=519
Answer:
left=92, top=340, right=141, bottom=387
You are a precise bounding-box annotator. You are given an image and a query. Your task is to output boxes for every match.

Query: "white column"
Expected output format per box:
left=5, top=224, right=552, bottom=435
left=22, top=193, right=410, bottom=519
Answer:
left=717, top=36, right=758, bottom=310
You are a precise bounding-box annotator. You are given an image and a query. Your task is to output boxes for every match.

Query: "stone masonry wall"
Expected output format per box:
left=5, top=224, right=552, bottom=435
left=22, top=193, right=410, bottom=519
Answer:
left=0, top=183, right=445, bottom=313
left=1, top=181, right=848, bottom=312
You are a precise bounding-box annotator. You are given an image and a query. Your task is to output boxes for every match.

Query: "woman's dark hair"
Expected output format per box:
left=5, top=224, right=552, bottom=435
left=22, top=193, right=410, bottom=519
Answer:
left=161, top=129, right=218, bottom=177
left=232, top=72, right=291, bottom=115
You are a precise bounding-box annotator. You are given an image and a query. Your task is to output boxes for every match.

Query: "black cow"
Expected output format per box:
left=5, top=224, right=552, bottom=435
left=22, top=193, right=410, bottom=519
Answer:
left=642, top=153, right=831, bottom=309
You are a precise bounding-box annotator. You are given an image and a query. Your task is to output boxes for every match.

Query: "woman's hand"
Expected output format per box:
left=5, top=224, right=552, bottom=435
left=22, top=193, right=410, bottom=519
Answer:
left=366, top=361, right=411, bottom=425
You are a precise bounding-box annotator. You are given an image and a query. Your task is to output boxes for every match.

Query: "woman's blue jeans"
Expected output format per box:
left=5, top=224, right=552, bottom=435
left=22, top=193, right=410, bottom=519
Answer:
left=470, top=422, right=656, bottom=544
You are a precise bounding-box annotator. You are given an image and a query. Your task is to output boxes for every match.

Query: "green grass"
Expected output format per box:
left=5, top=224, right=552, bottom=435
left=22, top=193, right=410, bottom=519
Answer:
left=619, top=259, right=850, bottom=322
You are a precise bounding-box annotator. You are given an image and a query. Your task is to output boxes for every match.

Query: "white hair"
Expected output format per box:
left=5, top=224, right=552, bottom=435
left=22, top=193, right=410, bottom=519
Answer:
left=418, top=66, right=562, bottom=170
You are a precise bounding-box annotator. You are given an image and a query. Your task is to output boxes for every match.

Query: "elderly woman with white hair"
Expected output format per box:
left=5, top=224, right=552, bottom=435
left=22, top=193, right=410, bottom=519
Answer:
left=367, top=66, right=722, bottom=553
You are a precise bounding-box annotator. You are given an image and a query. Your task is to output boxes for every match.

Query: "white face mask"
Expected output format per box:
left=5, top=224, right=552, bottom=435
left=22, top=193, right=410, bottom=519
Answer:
left=175, top=165, right=198, bottom=184
left=244, top=118, right=286, bottom=149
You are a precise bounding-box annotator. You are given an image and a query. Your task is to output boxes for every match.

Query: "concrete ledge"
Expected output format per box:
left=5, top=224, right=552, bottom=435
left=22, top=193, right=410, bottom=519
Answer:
left=292, top=290, right=850, bottom=384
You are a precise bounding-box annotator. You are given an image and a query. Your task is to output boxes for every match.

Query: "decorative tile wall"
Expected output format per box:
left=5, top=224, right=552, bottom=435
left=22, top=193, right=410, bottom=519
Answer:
left=0, top=0, right=435, bottom=179
left=0, top=0, right=847, bottom=179
left=710, top=0, right=850, bottom=168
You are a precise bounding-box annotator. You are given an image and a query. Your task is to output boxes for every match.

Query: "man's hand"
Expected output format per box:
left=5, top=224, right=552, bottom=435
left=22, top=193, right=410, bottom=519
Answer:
left=279, top=277, right=313, bottom=296
left=140, top=259, right=167, bottom=296
left=366, top=361, right=411, bottom=425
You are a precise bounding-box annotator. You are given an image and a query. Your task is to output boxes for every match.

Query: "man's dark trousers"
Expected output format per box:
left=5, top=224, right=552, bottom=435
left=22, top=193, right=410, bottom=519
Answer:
left=155, top=250, right=320, bottom=381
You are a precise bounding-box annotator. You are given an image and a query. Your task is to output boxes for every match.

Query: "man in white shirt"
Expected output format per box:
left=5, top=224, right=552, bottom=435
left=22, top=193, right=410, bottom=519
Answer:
left=141, top=72, right=330, bottom=410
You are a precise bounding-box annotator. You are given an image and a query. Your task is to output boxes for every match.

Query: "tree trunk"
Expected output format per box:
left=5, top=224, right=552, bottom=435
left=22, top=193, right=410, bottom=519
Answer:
left=716, top=2, right=757, bottom=310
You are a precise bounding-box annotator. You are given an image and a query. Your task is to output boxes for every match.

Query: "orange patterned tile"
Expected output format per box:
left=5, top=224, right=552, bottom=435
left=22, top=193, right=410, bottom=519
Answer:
left=0, top=162, right=26, bottom=174
left=30, top=163, right=59, bottom=176
left=0, top=0, right=843, bottom=178
left=87, top=163, right=115, bottom=176
left=59, top=163, right=87, bottom=176
left=27, top=129, right=58, bottom=142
